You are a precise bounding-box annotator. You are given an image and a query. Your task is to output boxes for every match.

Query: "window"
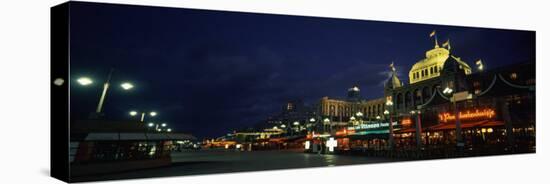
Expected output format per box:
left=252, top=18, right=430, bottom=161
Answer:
left=435, top=67, right=438, bottom=73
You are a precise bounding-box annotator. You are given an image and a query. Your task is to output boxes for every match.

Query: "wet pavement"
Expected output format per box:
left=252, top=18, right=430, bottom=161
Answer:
left=73, top=149, right=400, bottom=182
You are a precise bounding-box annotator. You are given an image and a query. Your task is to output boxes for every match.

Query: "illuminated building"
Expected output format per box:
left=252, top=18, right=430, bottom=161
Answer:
left=306, top=31, right=535, bottom=154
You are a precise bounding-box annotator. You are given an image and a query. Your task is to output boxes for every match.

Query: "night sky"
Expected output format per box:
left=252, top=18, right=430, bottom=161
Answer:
left=68, top=2, right=535, bottom=138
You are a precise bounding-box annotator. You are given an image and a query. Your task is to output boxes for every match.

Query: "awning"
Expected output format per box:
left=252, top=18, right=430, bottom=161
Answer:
left=426, top=120, right=505, bottom=131
left=395, top=128, right=418, bottom=133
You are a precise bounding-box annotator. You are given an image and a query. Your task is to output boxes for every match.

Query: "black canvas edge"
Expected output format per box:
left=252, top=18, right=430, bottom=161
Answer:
left=51, top=1, right=71, bottom=183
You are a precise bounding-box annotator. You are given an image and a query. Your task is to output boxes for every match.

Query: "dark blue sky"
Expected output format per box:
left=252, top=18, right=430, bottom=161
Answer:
left=68, top=2, right=535, bottom=138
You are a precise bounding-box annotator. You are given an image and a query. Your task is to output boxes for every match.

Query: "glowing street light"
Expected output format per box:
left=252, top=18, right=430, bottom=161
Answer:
left=77, top=69, right=135, bottom=115
left=77, top=77, right=93, bottom=86
left=167, top=128, right=172, bottom=132
left=120, top=82, right=134, bottom=90
left=148, top=122, right=154, bottom=127
left=309, top=118, right=316, bottom=122
left=293, top=121, right=300, bottom=126
left=443, top=87, right=454, bottom=95
left=161, top=123, right=167, bottom=127
left=129, top=110, right=157, bottom=122
left=281, top=124, right=286, bottom=128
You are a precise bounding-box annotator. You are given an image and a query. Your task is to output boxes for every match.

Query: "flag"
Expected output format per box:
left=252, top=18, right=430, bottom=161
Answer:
left=442, top=39, right=449, bottom=47
left=430, top=30, right=436, bottom=37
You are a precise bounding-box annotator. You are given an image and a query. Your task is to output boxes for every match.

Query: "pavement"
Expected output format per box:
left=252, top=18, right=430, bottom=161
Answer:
left=72, top=149, right=400, bottom=182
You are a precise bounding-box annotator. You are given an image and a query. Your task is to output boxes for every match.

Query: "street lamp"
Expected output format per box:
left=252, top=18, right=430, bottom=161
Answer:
left=76, top=69, right=135, bottom=115
left=120, top=82, right=134, bottom=90
left=129, top=110, right=157, bottom=122
left=167, top=128, right=172, bottom=132
left=323, top=118, right=331, bottom=133
left=410, top=110, right=423, bottom=150
left=385, top=98, right=395, bottom=151
left=77, top=77, right=93, bottom=86
left=443, top=87, right=463, bottom=149
left=161, top=123, right=167, bottom=127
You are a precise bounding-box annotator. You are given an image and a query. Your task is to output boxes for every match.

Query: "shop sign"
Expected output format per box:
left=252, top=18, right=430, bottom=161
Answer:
left=438, top=108, right=496, bottom=122
left=347, top=122, right=398, bottom=131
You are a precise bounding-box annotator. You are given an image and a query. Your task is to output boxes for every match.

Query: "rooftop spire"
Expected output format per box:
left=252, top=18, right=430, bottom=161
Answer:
left=386, top=62, right=402, bottom=89
left=430, top=30, right=439, bottom=48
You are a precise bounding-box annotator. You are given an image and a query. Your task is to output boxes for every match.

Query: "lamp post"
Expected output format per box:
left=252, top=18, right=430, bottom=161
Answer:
left=411, top=110, right=423, bottom=150
left=356, top=112, right=364, bottom=125
left=129, top=110, right=157, bottom=122
left=147, top=122, right=170, bottom=132
left=309, top=117, right=316, bottom=132
left=323, top=118, right=330, bottom=134
left=385, top=99, right=394, bottom=150
left=76, top=68, right=134, bottom=116
left=443, top=87, right=463, bottom=150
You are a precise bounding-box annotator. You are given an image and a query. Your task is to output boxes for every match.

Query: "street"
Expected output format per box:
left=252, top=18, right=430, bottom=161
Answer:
left=73, top=149, right=401, bottom=182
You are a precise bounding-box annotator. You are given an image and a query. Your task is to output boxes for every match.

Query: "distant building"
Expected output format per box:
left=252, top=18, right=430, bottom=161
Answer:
left=319, top=86, right=386, bottom=123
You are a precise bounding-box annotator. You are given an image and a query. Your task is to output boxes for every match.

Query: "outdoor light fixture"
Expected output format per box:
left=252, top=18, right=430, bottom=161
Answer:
left=376, top=115, right=381, bottom=120
left=356, top=112, right=363, bottom=117
left=150, top=111, right=157, bottom=116
left=281, top=124, right=286, bottom=128
left=309, top=118, right=316, bottom=122
left=148, top=122, right=154, bottom=127
left=443, top=87, right=453, bottom=94
left=161, top=123, right=167, bottom=127
left=120, top=82, right=134, bottom=90
left=167, top=128, right=172, bottom=132
left=293, top=121, right=300, bottom=126
left=384, top=110, right=389, bottom=115
left=129, top=111, right=138, bottom=116
left=76, top=77, right=93, bottom=86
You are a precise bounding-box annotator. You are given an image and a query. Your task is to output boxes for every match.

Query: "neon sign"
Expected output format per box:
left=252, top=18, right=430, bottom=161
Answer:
left=438, top=109, right=496, bottom=122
